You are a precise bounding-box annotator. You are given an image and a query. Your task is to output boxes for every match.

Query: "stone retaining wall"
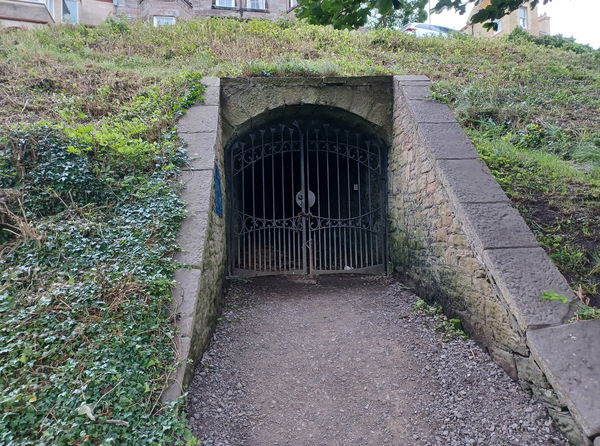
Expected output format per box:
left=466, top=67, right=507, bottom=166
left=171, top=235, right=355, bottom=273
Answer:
left=162, top=77, right=227, bottom=402
left=164, top=75, right=599, bottom=446
left=390, top=75, right=598, bottom=446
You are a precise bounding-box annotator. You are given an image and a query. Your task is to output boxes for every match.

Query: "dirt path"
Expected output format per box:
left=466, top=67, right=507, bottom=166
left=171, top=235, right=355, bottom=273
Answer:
left=187, top=276, right=567, bottom=446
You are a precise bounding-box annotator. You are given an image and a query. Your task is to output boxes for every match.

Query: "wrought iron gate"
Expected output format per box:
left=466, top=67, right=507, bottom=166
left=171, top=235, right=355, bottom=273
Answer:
left=228, top=119, right=387, bottom=276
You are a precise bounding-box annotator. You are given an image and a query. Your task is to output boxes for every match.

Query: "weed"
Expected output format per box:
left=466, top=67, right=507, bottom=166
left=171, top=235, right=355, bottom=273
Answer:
left=539, top=291, right=600, bottom=321
left=540, top=290, right=570, bottom=304
left=0, top=73, right=202, bottom=444
left=414, top=298, right=468, bottom=342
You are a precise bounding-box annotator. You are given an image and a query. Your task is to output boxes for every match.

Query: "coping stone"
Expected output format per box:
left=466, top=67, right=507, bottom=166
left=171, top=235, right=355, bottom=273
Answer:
left=395, top=75, right=430, bottom=84
left=460, top=202, right=540, bottom=250
left=178, top=170, right=212, bottom=214
left=435, top=158, right=510, bottom=204
left=180, top=132, right=216, bottom=170
left=174, top=170, right=212, bottom=267
left=178, top=105, right=219, bottom=133
left=162, top=336, right=191, bottom=402
left=223, top=76, right=391, bottom=89
left=201, top=86, right=220, bottom=106
left=482, top=247, right=575, bottom=330
left=528, top=320, right=600, bottom=438
left=418, top=122, right=480, bottom=160
left=401, top=85, right=432, bottom=101
left=407, top=99, right=457, bottom=123
left=172, top=268, right=201, bottom=321
left=201, top=76, right=220, bottom=87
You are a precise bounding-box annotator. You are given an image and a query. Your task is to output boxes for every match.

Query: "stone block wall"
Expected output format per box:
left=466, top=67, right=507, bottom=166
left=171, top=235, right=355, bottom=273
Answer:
left=116, top=0, right=292, bottom=22
left=163, top=75, right=599, bottom=446
left=390, top=75, right=597, bottom=445
left=163, top=77, right=227, bottom=402
left=193, top=0, right=291, bottom=20
left=220, top=76, right=394, bottom=145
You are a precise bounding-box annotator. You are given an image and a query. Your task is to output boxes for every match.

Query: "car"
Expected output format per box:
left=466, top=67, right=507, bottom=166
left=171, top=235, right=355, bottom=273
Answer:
left=402, top=23, right=458, bottom=38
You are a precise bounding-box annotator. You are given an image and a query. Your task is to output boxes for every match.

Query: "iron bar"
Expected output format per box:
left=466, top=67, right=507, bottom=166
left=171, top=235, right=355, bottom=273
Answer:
left=229, top=120, right=386, bottom=276
left=326, top=129, right=332, bottom=271
left=367, top=142, right=374, bottom=266
left=346, top=131, right=352, bottom=269
left=357, top=136, right=363, bottom=269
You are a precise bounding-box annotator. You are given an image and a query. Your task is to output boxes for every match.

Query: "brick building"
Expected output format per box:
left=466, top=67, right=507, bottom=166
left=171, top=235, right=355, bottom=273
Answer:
left=0, top=0, right=112, bottom=28
left=0, top=0, right=295, bottom=28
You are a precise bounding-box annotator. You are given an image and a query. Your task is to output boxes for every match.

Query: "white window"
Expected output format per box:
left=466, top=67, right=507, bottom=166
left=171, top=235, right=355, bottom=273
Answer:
left=518, top=6, right=528, bottom=29
left=153, top=16, right=176, bottom=26
left=62, top=0, right=78, bottom=24
left=215, top=0, right=235, bottom=7
left=289, top=0, right=297, bottom=7
left=247, top=0, right=265, bottom=9
left=493, top=19, right=502, bottom=34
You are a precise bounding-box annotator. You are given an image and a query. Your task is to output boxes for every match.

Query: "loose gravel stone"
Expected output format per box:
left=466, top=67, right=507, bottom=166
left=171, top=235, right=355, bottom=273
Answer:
left=187, top=276, right=567, bottom=446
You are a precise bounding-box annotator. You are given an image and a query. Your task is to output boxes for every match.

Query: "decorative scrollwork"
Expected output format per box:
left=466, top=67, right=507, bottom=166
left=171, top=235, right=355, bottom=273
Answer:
left=228, top=118, right=387, bottom=274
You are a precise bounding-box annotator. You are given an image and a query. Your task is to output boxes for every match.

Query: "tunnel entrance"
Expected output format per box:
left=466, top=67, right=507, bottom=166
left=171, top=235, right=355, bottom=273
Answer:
left=227, top=117, right=387, bottom=276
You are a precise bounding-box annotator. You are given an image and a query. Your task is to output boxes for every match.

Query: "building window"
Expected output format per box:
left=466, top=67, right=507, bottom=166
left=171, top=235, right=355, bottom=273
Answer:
left=62, top=0, right=78, bottom=23
left=247, top=0, right=265, bottom=9
left=289, top=0, right=297, bottom=6
left=518, top=6, right=528, bottom=29
left=492, top=19, right=502, bottom=34
left=153, top=16, right=176, bottom=26
left=215, top=0, right=235, bottom=7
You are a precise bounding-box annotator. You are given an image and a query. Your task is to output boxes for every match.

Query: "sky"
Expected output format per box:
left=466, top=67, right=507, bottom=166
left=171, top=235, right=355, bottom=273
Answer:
left=428, top=0, right=600, bottom=48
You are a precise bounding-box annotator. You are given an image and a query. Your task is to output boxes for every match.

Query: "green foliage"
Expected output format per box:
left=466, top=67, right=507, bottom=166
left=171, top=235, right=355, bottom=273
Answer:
left=539, top=291, right=600, bottom=321
left=574, top=305, right=600, bottom=321
left=295, top=0, right=375, bottom=30
left=0, top=73, right=203, bottom=444
left=508, top=27, right=596, bottom=54
left=295, top=0, right=430, bottom=30
left=414, top=299, right=468, bottom=341
left=540, top=291, right=570, bottom=304
left=295, top=0, right=557, bottom=30
left=367, top=0, right=428, bottom=30
left=474, top=131, right=600, bottom=305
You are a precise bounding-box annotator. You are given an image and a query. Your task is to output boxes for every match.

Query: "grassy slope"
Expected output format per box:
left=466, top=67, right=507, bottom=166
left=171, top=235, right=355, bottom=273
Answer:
left=0, top=17, right=599, bottom=444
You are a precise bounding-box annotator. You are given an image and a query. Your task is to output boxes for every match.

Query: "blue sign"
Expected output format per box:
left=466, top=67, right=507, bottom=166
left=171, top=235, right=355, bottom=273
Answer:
left=214, top=164, right=223, bottom=218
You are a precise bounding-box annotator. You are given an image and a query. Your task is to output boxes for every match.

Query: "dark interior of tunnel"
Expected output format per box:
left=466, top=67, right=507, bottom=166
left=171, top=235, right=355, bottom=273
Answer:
left=227, top=118, right=387, bottom=274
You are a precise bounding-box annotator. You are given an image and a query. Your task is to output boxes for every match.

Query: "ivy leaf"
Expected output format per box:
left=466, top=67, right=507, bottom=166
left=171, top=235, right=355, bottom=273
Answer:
left=77, top=402, right=96, bottom=421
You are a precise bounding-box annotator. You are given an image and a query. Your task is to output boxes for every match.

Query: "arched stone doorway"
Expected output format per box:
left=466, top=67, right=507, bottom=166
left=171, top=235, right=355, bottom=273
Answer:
left=226, top=109, right=388, bottom=276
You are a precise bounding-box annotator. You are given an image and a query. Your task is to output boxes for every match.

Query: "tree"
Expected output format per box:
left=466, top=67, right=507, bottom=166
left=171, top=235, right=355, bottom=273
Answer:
left=367, top=0, right=428, bottom=30
left=435, top=0, right=554, bottom=30
left=295, top=0, right=554, bottom=31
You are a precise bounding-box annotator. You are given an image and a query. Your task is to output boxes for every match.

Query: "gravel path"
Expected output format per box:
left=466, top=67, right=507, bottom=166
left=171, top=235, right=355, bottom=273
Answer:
left=187, top=276, right=567, bottom=446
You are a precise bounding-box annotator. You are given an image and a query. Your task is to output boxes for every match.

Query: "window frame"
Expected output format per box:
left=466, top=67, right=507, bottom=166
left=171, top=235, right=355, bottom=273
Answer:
left=518, top=6, right=528, bottom=29
left=492, top=18, right=502, bottom=34
left=62, top=0, right=79, bottom=24
left=214, top=0, right=236, bottom=8
left=246, top=0, right=266, bottom=10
